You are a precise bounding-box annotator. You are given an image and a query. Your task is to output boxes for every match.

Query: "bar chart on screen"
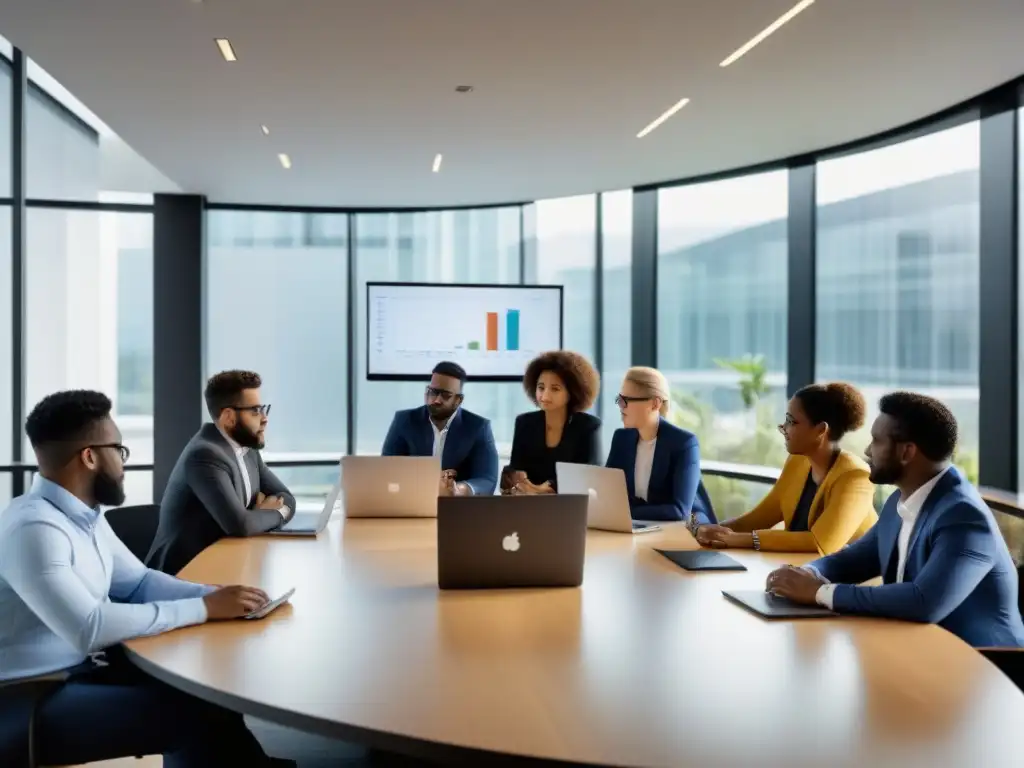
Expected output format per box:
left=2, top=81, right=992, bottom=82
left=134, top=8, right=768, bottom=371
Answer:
left=367, top=283, right=562, bottom=379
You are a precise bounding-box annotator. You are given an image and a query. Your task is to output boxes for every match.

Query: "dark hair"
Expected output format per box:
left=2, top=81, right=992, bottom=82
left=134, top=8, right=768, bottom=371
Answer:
left=205, top=370, right=262, bottom=420
left=878, top=391, right=958, bottom=462
left=523, top=351, right=600, bottom=413
left=25, top=390, right=112, bottom=457
left=432, top=361, right=467, bottom=384
left=793, top=382, right=866, bottom=442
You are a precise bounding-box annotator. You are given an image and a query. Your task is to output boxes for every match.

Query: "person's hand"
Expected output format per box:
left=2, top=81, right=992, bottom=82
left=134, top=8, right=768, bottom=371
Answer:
left=501, top=469, right=527, bottom=492
left=513, top=478, right=553, bottom=495
left=203, top=585, right=270, bottom=620
left=452, top=481, right=471, bottom=497
left=255, top=492, right=284, bottom=511
left=438, top=470, right=458, bottom=497
left=766, top=566, right=826, bottom=605
left=694, top=524, right=733, bottom=547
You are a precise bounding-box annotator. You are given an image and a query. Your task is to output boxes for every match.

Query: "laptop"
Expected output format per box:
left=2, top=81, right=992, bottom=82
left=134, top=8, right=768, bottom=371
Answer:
left=341, top=455, right=441, bottom=518
left=437, top=495, right=588, bottom=590
left=268, top=479, right=339, bottom=537
left=555, top=462, right=661, bottom=533
left=723, top=589, right=837, bottom=619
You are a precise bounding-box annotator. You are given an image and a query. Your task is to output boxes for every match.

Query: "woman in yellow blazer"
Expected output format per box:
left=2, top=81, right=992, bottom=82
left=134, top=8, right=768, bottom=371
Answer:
left=695, top=382, right=877, bottom=555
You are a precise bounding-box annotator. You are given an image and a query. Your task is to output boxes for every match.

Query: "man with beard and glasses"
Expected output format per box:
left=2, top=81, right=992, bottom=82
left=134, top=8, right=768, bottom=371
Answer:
left=382, top=361, right=499, bottom=496
left=0, top=390, right=294, bottom=767
left=146, top=370, right=297, bottom=574
left=766, top=391, right=1024, bottom=648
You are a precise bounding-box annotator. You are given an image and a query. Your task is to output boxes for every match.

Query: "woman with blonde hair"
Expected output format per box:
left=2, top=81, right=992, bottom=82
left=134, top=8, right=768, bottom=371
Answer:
left=604, top=367, right=715, bottom=523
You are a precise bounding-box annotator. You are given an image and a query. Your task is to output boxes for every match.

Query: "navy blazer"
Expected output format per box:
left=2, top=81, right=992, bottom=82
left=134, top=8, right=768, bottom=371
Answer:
left=381, top=406, right=499, bottom=496
left=605, top=418, right=716, bottom=525
left=808, top=466, right=1024, bottom=648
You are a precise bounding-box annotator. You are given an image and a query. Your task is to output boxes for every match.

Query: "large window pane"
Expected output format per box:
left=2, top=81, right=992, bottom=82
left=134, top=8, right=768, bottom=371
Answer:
left=601, top=190, right=632, bottom=427
left=0, top=58, right=12, bottom=195
left=0, top=207, right=10, bottom=466
left=25, top=209, right=152, bottom=509
left=206, top=211, right=348, bottom=461
left=26, top=82, right=100, bottom=201
left=816, top=122, right=980, bottom=484
left=526, top=194, right=597, bottom=362
left=656, top=171, right=789, bottom=495
left=1019, top=107, right=1024, bottom=490
left=355, top=208, right=524, bottom=460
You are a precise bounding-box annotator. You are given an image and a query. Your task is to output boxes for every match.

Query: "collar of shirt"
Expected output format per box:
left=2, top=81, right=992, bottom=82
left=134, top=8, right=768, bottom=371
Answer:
left=30, top=474, right=102, bottom=531
left=896, top=466, right=949, bottom=523
left=430, top=408, right=459, bottom=437
left=217, top=425, right=250, bottom=459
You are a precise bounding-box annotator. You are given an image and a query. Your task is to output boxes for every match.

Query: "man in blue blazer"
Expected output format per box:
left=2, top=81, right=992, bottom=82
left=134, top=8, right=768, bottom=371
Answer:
left=767, top=391, right=1024, bottom=648
left=381, top=361, right=499, bottom=496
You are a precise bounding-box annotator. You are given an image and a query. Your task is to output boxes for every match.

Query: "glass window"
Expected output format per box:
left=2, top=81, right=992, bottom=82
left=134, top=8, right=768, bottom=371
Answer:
left=0, top=472, right=10, bottom=508
left=25, top=210, right=153, bottom=494
left=657, top=171, right=789, bottom=487
left=525, top=194, right=597, bottom=363
left=26, top=82, right=101, bottom=201
left=355, top=208, right=525, bottom=461
left=0, top=57, right=11, bottom=195
left=601, top=189, right=632, bottom=428
left=816, top=122, right=980, bottom=484
left=0, top=207, right=10, bottom=467
left=123, top=470, right=153, bottom=507
left=1019, top=107, right=1024, bottom=491
left=206, top=211, right=348, bottom=465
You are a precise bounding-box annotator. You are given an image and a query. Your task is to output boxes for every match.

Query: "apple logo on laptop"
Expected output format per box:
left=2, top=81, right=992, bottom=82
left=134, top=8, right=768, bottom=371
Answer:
left=387, top=483, right=400, bottom=494
left=502, top=532, right=520, bottom=552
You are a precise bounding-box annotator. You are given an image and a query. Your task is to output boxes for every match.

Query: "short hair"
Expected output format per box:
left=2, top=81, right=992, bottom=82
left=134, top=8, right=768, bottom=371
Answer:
left=793, top=382, right=866, bottom=441
left=523, top=351, right=600, bottom=413
left=624, top=366, right=672, bottom=417
left=25, top=390, right=113, bottom=458
left=205, top=370, right=262, bottom=420
left=878, top=391, right=958, bottom=462
left=432, top=361, right=467, bottom=385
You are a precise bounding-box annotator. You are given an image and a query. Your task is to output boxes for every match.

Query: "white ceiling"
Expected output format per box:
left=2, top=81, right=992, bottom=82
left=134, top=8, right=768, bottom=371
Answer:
left=1, top=0, right=1022, bottom=207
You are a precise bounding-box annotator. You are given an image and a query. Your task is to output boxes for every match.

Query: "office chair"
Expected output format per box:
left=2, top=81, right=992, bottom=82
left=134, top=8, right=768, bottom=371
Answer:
left=978, top=563, right=1024, bottom=692
left=0, top=673, right=66, bottom=768
left=104, top=504, right=160, bottom=563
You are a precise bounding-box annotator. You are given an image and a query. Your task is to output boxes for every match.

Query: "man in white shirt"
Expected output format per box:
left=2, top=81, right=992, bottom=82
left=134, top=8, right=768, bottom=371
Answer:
left=147, top=370, right=297, bottom=574
left=766, top=392, right=1024, bottom=648
left=0, top=390, right=293, bottom=766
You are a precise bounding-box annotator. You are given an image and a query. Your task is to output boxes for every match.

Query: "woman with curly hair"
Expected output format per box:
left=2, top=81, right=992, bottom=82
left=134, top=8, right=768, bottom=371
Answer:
left=696, top=382, right=878, bottom=555
left=502, top=350, right=601, bottom=495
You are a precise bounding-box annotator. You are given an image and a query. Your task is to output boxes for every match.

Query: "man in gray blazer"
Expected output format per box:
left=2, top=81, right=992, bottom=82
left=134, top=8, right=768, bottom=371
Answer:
left=146, top=370, right=296, bottom=574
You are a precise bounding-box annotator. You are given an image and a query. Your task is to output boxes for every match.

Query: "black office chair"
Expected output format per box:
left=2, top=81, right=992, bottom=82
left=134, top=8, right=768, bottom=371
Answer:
left=104, top=504, right=160, bottom=563
left=978, top=563, right=1024, bottom=692
left=0, top=673, right=66, bottom=768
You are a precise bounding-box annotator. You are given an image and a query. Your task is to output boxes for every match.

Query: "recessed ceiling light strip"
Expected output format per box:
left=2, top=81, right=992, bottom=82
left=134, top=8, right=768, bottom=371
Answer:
left=278, top=153, right=292, bottom=170
left=215, top=38, right=237, bottom=62
left=720, top=0, right=815, bottom=67
left=636, top=97, right=690, bottom=139
left=433, top=154, right=443, bottom=173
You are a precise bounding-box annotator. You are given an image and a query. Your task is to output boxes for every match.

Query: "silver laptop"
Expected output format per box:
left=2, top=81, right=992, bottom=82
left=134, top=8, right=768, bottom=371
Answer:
left=269, top=478, right=340, bottom=537
left=437, top=495, right=588, bottom=589
left=556, top=463, right=661, bottom=534
left=341, top=455, right=441, bottom=518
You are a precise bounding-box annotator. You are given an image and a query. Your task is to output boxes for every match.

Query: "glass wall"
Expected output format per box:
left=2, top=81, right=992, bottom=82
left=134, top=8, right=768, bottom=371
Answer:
left=816, top=122, right=981, bottom=484
left=0, top=208, right=10, bottom=469
left=354, top=207, right=525, bottom=460
left=601, top=190, right=632, bottom=427
left=656, top=172, right=789, bottom=518
left=26, top=81, right=101, bottom=201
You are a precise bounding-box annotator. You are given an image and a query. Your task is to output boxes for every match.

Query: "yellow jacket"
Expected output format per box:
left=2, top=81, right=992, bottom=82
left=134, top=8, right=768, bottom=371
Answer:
left=727, top=451, right=877, bottom=555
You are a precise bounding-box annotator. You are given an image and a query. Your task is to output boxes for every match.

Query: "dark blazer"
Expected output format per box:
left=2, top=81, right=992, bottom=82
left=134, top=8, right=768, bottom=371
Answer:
left=146, top=423, right=296, bottom=574
left=506, top=410, right=601, bottom=490
left=381, top=406, right=499, bottom=496
left=808, top=466, right=1024, bottom=648
left=605, top=418, right=716, bottom=524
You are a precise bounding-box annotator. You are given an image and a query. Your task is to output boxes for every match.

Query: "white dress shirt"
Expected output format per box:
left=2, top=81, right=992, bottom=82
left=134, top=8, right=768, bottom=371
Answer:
left=431, top=409, right=458, bottom=459
left=219, top=426, right=253, bottom=505
left=634, top=437, right=658, bottom=502
left=812, top=467, right=949, bottom=609
left=0, top=476, right=215, bottom=681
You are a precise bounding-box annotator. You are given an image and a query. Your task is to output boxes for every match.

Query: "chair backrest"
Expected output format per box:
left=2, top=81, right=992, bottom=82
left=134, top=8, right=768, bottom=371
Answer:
left=104, top=504, right=160, bottom=562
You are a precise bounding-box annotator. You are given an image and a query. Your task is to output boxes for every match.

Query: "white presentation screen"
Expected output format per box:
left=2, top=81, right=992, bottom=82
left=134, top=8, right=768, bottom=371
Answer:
left=366, top=282, right=563, bottom=381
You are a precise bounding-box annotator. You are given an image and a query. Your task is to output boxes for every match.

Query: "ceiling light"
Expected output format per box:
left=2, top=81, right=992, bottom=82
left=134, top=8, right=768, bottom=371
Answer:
left=215, top=38, right=237, bottom=62
left=432, top=154, right=443, bottom=173
left=455, top=85, right=474, bottom=93
left=719, top=0, right=815, bottom=67
left=260, top=125, right=270, bottom=136
left=278, top=153, right=291, bottom=169
left=636, top=97, right=690, bottom=139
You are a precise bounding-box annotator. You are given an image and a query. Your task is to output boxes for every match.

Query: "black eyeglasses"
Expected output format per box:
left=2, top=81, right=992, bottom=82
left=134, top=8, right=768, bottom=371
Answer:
left=232, top=404, right=271, bottom=417
left=88, top=443, right=131, bottom=463
left=425, top=387, right=458, bottom=401
left=615, top=394, right=653, bottom=407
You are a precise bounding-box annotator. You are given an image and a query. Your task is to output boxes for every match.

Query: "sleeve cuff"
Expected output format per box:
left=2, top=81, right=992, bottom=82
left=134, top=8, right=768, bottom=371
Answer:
left=802, top=565, right=830, bottom=583
left=181, top=596, right=210, bottom=625
left=816, top=583, right=837, bottom=610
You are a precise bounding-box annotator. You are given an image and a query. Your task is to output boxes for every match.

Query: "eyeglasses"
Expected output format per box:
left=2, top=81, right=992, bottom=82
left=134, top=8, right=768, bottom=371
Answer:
left=778, top=414, right=799, bottom=435
left=88, top=443, right=131, bottom=463
left=232, top=404, right=271, bottom=417
left=425, top=386, right=458, bottom=401
left=615, top=394, right=653, bottom=407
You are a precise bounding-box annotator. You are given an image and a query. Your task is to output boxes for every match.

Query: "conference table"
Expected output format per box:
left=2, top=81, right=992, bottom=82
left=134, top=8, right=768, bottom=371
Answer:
left=124, top=518, right=1024, bottom=767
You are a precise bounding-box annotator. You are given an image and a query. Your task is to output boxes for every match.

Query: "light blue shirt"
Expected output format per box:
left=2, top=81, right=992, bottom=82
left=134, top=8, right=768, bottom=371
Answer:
left=0, top=476, right=215, bottom=681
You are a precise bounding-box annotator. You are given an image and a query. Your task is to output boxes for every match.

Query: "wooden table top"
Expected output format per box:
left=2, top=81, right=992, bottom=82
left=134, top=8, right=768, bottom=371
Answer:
left=124, top=519, right=1024, bottom=767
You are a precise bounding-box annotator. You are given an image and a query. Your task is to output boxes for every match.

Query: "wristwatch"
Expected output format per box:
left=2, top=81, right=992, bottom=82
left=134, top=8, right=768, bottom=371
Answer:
left=751, top=531, right=761, bottom=551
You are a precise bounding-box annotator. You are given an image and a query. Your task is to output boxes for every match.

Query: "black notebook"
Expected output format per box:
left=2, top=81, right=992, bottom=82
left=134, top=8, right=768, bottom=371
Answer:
left=723, top=589, right=837, bottom=619
left=655, top=549, right=747, bottom=571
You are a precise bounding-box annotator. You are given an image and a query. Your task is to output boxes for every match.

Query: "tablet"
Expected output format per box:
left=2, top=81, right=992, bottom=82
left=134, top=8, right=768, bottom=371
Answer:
left=243, top=588, right=296, bottom=620
left=656, top=549, right=747, bottom=571
left=723, top=589, right=836, bottom=619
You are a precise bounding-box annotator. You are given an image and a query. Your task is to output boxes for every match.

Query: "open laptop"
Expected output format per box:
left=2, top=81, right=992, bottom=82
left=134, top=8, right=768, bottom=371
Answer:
left=268, top=479, right=339, bottom=537
left=723, top=589, right=837, bottom=619
left=555, top=462, right=660, bottom=533
left=341, top=455, right=441, bottom=518
left=437, top=495, right=588, bottom=589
